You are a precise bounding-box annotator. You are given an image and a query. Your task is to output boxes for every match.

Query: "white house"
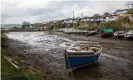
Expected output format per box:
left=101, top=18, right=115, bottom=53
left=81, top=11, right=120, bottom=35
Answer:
left=63, top=18, right=77, bottom=23
left=94, top=18, right=105, bottom=22
left=129, top=16, right=133, bottom=20
left=105, top=15, right=119, bottom=22
left=90, top=19, right=94, bottom=21
left=81, top=18, right=90, bottom=22
left=52, top=20, right=59, bottom=23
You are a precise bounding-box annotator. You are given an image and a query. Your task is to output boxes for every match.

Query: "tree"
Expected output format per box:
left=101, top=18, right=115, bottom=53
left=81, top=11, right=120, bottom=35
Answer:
left=33, top=23, right=43, bottom=27
left=21, top=21, right=30, bottom=29
left=114, top=9, right=121, bottom=14
left=118, top=16, right=130, bottom=23
left=103, top=21, right=123, bottom=30
left=93, top=14, right=101, bottom=19
left=127, top=9, right=133, bottom=14
left=103, top=12, right=110, bottom=17
left=66, top=23, right=73, bottom=28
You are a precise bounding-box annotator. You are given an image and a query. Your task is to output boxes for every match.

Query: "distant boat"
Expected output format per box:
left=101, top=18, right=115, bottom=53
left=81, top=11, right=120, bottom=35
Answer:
left=59, top=28, right=98, bottom=36
left=100, top=28, right=113, bottom=37
left=65, top=41, right=102, bottom=71
left=86, top=30, right=98, bottom=36
left=124, top=30, right=133, bottom=39
left=114, top=30, right=126, bottom=38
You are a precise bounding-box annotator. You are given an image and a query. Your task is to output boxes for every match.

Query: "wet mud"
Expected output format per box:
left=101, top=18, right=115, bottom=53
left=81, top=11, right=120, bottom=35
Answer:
left=7, top=31, right=133, bottom=80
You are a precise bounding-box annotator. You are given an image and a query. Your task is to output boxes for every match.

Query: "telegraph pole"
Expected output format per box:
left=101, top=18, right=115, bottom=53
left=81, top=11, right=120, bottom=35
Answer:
left=73, top=11, right=74, bottom=19
left=81, top=13, right=83, bottom=18
left=132, top=4, right=133, bottom=15
left=73, top=10, right=76, bottom=35
left=128, top=5, right=129, bottom=14
left=73, top=11, right=75, bottom=28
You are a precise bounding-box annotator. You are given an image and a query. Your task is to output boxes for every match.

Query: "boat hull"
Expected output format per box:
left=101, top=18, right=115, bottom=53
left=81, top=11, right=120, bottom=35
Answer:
left=65, top=51, right=101, bottom=70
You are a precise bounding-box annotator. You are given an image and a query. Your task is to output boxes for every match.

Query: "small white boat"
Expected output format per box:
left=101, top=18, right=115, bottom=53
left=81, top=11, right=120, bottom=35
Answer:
left=124, top=30, right=133, bottom=39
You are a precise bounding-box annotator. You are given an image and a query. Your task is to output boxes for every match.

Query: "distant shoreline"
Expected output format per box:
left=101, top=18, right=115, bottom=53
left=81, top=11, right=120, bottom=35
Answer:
left=1, top=24, right=21, bottom=29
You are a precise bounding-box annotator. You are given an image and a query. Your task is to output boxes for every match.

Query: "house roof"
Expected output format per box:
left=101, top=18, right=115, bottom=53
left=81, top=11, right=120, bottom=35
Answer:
left=119, top=14, right=132, bottom=17
left=115, top=9, right=129, bottom=12
left=106, top=13, right=119, bottom=17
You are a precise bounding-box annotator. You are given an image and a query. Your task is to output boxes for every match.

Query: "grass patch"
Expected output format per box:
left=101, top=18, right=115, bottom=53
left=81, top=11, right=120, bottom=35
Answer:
left=1, top=48, right=42, bottom=80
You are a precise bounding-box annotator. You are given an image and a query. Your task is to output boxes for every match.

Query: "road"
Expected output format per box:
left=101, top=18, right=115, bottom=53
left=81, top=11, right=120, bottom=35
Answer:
left=7, top=31, right=133, bottom=80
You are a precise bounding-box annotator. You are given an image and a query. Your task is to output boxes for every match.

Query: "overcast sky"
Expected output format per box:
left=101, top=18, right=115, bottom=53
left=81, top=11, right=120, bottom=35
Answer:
left=1, top=0, right=133, bottom=24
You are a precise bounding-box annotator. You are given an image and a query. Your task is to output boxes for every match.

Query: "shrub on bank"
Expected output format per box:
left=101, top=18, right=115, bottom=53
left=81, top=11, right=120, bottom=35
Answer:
left=1, top=30, right=8, bottom=47
left=102, top=21, right=123, bottom=31
left=1, top=48, right=41, bottom=80
left=47, top=23, right=59, bottom=30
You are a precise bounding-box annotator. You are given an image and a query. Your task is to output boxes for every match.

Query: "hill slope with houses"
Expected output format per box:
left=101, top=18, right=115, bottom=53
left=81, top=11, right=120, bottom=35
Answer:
left=3, top=8, right=133, bottom=31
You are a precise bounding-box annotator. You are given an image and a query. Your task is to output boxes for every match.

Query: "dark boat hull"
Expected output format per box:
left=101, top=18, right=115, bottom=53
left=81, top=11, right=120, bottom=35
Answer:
left=65, top=51, right=101, bottom=70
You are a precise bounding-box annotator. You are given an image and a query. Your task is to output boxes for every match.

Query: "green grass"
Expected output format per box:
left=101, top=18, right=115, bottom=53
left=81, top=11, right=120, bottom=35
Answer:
left=1, top=30, right=42, bottom=80
left=1, top=48, right=42, bottom=80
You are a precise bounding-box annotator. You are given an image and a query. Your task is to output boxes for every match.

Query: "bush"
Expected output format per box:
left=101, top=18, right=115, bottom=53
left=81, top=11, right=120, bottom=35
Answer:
left=127, top=9, right=133, bottom=14
left=47, top=23, right=58, bottom=30
left=118, top=16, right=130, bottom=23
left=77, top=27, right=87, bottom=30
left=66, top=23, right=73, bottom=28
left=47, top=22, right=63, bottom=30
left=1, top=30, right=7, bottom=36
left=1, top=30, right=8, bottom=47
left=102, top=20, right=124, bottom=31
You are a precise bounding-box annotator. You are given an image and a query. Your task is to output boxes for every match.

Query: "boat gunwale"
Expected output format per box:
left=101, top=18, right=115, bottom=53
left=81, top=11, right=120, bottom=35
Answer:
left=66, top=52, right=102, bottom=57
left=66, top=46, right=102, bottom=57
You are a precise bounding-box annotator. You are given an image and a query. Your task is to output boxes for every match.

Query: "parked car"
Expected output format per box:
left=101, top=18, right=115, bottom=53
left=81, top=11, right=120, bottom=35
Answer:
left=114, top=31, right=126, bottom=38
left=124, top=30, right=133, bottom=39
left=100, top=28, right=113, bottom=37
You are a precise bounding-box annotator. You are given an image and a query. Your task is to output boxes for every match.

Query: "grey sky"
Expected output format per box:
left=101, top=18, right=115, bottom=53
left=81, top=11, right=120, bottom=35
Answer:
left=1, top=0, right=133, bottom=24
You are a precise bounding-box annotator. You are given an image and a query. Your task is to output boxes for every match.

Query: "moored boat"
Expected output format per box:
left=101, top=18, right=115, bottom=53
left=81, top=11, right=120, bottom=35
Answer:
left=65, top=41, right=102, bottom=71
left=124, top=30, right=133, bottom=40
left=100, top=28, right=113, bottom=37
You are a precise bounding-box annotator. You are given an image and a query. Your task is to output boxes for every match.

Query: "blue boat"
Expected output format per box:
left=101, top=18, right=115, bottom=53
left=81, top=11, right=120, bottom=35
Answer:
left=65, top=41, right=102, bottom=71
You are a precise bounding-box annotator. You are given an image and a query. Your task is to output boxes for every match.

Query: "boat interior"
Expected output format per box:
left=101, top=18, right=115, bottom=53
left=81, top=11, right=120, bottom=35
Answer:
left=66, top=41, right=102, bottom=55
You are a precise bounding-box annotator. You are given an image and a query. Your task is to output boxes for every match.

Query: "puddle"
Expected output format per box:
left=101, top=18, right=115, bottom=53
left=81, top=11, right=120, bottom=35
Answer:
left=101, top=54, right=133, bottom=64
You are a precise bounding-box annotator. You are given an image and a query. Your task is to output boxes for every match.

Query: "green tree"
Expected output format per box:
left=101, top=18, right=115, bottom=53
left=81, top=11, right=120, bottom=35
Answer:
left=103, top=12, right=110, bottom=17
left=127, top=8, right=133, bottom=14
left=47, top=22, right=62, bottom=30
left=21, top=21, right=30, bottom=29
left=103, top=21, right=123, bottom=30
left=118, top=16, right=130, bottom=23
left=66, top=23, right=73, bottom=28
left=33, top=23, right=43, bottom=27
left=93, top=14, right=101, bottom=19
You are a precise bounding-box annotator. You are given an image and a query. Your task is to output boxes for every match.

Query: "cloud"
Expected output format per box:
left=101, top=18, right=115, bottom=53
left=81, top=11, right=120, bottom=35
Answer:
left=1, top=0, right=132, bottom=24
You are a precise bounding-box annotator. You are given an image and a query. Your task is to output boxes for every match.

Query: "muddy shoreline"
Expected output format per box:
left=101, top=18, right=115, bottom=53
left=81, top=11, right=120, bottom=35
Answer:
left=7, top=31, right=133, bottom=80
left=51, top=31, right=133, bottom=61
